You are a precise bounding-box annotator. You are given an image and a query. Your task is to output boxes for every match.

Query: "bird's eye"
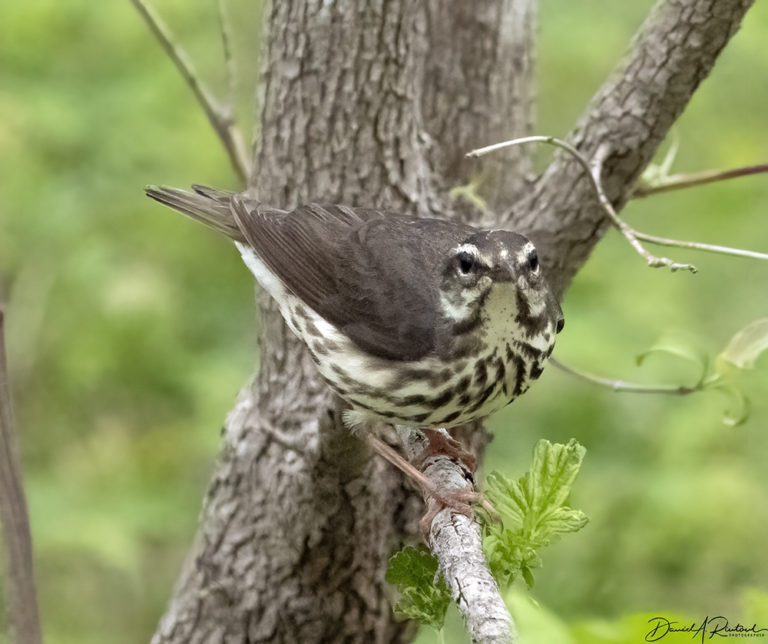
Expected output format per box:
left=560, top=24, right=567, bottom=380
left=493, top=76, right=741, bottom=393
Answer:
left=457, top=252, right=475, bottom=275
left=527, top=251, right=539, bottom=272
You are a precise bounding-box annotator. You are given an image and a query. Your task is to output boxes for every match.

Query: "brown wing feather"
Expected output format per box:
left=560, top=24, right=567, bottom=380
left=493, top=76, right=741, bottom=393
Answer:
left=147, top=186, right=477, bottom=361
left=231, top=196, right=476, bottom=361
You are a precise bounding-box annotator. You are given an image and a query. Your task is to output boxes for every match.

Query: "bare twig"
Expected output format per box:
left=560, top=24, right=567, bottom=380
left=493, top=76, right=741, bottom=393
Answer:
left=468, top=136, right=697, bottom=272
left=216, top=0, right=237, bottom=111
left=397, top=427, right=515, bottom=644
left=633, top=163, right=768, bottom=198
left=129, top=0, right=250, bottom=184
left=0, top=305, right=43, bottom=644
left=634, top=231, right=768, bottom=262
left=550, top=357, right=698, bottom=395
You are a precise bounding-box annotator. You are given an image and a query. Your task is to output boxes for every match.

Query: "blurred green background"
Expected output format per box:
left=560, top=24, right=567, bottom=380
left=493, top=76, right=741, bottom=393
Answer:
left=1, top=1, right=767, bottom=643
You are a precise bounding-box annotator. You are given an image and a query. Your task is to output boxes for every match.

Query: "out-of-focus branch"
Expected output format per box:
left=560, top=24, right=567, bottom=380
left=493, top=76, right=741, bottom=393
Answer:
left=0, top=305, right=43, bottom=644
left=633, top=163, right=768, bottom=198
left=550, top=357, right=698, bottom=395
left=129, top=0, right=250, bottom=184
left=216, top=0, right=237, bottom=112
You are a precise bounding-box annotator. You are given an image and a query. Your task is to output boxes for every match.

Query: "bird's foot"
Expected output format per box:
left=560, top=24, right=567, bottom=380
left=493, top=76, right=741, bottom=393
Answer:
left=415, top=428, right=477, bottom=474
left=366, top=431, right=497, bottom=537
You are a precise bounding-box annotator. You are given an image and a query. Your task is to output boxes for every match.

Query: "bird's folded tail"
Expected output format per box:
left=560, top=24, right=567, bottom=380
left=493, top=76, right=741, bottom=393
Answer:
left=145, top=184, right=245, bottom=241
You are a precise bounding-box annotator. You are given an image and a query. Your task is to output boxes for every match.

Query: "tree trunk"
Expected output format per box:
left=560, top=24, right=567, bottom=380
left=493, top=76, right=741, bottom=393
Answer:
left=152, top=0, right=754, bottom=641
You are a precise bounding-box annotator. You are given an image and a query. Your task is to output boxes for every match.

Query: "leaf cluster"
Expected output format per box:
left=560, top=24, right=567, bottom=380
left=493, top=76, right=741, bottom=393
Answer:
left=385, top=545, right=452, bottom=630
left=480, top=439, right=588, bottom=588
left=385, top=440, right=589, bottom=631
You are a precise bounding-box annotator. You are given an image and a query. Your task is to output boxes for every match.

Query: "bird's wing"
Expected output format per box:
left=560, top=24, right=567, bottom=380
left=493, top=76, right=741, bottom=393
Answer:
left=231, top=197, right=473, bottom=361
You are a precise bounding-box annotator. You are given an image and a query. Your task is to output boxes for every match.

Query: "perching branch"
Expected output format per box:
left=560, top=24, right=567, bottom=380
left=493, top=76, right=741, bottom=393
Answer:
left=0, top=305, right=43, bottom=644
left=398, top=428, right=515, bottom=644
left=129, top=0, right=250, bottom=184
left=369, top=429, right=514, bottom=643
left=633, top=162, right=768, bottom=198
left=470, top=136, right=768, bottom=271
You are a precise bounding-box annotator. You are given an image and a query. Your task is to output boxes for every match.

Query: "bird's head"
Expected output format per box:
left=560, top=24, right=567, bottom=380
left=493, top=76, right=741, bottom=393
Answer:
left=439, top=230, right=563, bottom=340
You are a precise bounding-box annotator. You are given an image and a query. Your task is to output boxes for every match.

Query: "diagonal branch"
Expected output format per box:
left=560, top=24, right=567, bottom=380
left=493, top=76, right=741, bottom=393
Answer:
left=129, top=0, right=250, bottom=184
left=0, top=305, right=43, bottom=644
left=504, top=0, right=756, bottom=290
left=471, top=136, right=768, bottom=268
left=632, top=162, right=768, bottom=198
left=470, top=136, right=696, bottom=272
left=397, top=428, right=515, bottom=644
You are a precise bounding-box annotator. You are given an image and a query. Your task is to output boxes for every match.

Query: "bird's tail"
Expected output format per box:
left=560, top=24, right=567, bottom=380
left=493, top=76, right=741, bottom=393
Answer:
left=145, top=184, right=245, bottom=241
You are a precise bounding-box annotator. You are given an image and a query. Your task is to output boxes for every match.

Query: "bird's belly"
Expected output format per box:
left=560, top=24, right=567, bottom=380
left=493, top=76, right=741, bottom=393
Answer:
left=283, top=298, right=548, bottom=429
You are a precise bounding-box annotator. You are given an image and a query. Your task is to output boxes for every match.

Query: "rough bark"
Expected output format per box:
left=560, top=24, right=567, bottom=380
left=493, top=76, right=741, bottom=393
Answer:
left=152, top=0, right=754, bottom=642
left=422, top=0, right=537, bottom=212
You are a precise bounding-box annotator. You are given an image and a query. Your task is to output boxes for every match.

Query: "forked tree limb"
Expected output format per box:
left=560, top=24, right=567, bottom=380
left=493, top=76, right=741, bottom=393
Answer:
left=506, top=0, right=755, bottom=290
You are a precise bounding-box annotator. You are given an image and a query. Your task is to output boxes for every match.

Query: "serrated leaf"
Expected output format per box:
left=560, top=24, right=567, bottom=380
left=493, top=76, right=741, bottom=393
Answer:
left=386, top=546, right=451, bottom=630
left=482, top=439, right=588, bottom=588
left=386, top=545, right=438, bottom=587
left=717, top=318, right=768, bottom=371
left=636, top=331, right=709, bottom=386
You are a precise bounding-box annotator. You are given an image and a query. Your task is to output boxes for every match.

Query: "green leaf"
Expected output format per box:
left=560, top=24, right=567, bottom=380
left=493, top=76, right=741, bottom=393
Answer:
left=449, top=177, right=489, bottom=213
left=712, top=383, right=751, bottom=427
left=716, top=318, right=768, bottom=372
left=386, top=546, right=451, bottom=630
left=638, top=134, right=679, bottom=187
left=481, top=439, right=588, bottom=587
left=636, top=330, right=709, bottom=386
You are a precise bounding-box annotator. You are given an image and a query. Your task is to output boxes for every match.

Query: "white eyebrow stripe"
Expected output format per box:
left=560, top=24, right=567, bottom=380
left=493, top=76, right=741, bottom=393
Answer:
left=455, top=243, right=479, bottom=256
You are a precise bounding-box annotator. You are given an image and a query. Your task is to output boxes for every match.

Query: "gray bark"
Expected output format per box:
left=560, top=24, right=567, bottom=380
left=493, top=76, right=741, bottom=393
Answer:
left=0, top=309, right=43, bottom=644
left=152, top=0, right=754, bottom=642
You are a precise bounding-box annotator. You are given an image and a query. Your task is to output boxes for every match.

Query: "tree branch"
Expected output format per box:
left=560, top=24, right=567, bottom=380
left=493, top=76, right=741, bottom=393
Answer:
left=550, top=357, right=698, bottom=395
left=470, top=136, right=697, bottom=272
left=632, top=162, right=768, bottom=198
left=129, top=0, right=250, bottom=184
left=398, top=428, right=515, bottom=644
left=0, top=305, right=43, bottom=644
left=505, top=0, right=755, bottom=290
left=216, top=0, right=237, bottom=112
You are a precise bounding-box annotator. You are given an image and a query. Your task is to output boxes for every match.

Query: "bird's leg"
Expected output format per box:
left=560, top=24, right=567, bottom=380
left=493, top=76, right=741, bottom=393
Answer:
left=414, top=427, right=477, bottom=473
left=366, top=434, right=441, bottom=496
left=366, top=430, right=493, bottom=535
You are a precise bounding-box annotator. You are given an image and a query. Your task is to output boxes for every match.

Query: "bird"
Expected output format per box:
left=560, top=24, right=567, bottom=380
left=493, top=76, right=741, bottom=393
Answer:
left=146, top=185, right=563, bottom=505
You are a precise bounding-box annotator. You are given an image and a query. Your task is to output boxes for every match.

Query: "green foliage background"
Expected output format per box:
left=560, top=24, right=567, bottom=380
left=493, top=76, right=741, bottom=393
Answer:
left=1, top=1, right=767, bottom=642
